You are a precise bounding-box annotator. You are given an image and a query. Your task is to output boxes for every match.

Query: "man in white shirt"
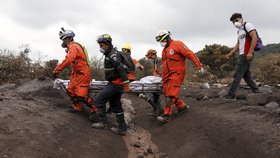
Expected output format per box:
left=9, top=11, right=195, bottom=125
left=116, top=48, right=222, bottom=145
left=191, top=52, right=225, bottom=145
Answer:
left=225, top=13, right=259, bottom=99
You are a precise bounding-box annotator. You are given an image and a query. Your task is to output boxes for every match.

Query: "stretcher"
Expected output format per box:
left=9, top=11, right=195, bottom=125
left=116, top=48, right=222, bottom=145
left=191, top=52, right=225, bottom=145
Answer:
left=53, top=76, right=163, bottom=94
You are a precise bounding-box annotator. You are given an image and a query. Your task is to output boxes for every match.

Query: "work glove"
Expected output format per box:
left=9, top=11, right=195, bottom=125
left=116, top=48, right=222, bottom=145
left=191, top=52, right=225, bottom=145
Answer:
left=138, top=65, right=144, bottom=70
left=123, top=80, right=131, bottom=92
left=198, top=67, right=205, bottom=75
left=52, top=72, right=58, bottom=79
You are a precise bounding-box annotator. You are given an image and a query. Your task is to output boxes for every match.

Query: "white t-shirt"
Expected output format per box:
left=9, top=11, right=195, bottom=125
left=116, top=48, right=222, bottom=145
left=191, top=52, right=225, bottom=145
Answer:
left=237, top=22, right=255, bottom=55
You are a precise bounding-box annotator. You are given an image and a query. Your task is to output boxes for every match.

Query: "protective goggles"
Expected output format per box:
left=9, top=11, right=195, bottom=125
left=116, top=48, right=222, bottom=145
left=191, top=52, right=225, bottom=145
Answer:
left=155, top=34, right=168, bottom=42
left=155, top=35, right=163, bottom=42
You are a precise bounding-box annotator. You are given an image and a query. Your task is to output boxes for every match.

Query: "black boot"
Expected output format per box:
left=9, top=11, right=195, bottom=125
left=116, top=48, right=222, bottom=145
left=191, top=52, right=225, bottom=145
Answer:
left=92, top=106, right=107, bottom=129
left=146, top=94, right=163, bottom=116
left=89, top=112, right=98, bottom=123
left=111, top=112, right=127, bottom=136
left=145, top=94, right=158, bottom=116
left=157, top=114, right=171, bottom=123
left=176, top=104, right=189, bottom=115
left=106, top=107, right=112, bottom=114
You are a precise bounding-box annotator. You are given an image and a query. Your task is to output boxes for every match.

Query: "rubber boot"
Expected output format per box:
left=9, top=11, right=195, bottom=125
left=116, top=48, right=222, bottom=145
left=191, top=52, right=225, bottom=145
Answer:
left=92, top=106, right=107, bottom=129
left=89, top=112, right=98, bottom=123
left=111, top=113, right=127, bottom=136
left=157, top=114, right=171, bottom=123
left=176, top=104, right=190, bottom=115
left=157, top=106, right=172, bottom=123
left=175, top=98, right=189, bottom=115
left=145, top=93, right=158, bottom=116
left=106, top=107, right=112, bottom=114
left=66, top=103, right=82, bottom=113
left=155, top=101, right=164, bottom=116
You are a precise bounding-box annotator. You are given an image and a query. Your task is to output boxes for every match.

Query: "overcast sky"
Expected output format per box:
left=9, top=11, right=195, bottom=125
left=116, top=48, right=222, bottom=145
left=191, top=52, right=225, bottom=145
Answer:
left=0, top=0, right=279, bottom=62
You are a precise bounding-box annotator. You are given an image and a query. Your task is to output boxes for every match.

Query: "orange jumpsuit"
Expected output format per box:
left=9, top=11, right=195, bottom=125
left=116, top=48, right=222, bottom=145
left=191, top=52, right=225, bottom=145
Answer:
left=152, top=59, right=161, bottom=77
left=161, top=39, right=202, bottom=115
left=127, top=58, right=143, bottom=81
left=54, top=41, right=96, bottom=112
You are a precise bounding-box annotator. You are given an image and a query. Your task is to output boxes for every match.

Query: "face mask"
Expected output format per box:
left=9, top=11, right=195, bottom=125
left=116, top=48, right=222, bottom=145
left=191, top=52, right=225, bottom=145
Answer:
left=99, top=48, right=106, bottom=54
left=234, top=22, right=242, bottom=28
left=160, top=42, right=167, bottom=47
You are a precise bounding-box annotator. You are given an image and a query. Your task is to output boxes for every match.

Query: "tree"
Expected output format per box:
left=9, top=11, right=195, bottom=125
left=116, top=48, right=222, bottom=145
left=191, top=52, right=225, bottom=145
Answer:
left=0, top=44, right=33, bottom=84
left=90, top=56, right=104, bottom=80
left=196, top=44, right=238, bottom=79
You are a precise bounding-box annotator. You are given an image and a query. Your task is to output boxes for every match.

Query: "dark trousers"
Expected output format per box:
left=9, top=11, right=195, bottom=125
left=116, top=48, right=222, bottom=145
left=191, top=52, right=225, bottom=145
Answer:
left=93, top=82, right=124, bottom=123
left=145, top=93, right=163, bottom=113
left=228, top=54, right=258, bottom=96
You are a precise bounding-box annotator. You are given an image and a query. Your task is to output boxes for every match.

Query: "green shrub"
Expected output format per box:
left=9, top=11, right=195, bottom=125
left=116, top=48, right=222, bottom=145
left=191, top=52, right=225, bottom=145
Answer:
left=251, top=53, right=280, bottom=84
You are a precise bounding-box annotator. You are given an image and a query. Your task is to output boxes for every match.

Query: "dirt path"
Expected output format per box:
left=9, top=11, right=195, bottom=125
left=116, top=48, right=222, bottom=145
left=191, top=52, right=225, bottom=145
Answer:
left=120, top=98, right=162, bottom=158
left=130, top=91, right=280, bottom=158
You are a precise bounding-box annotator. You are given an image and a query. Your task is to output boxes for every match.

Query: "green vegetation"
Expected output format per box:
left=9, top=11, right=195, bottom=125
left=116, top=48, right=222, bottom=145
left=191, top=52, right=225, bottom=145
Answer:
left=1, top=43, right=279, bottom=85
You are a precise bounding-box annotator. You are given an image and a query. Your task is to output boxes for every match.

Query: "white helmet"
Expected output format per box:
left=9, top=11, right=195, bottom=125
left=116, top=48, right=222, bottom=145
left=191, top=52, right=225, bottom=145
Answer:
left=155, top=29, right=170, bottom=42
left=59, top=27, right=75, bottom=40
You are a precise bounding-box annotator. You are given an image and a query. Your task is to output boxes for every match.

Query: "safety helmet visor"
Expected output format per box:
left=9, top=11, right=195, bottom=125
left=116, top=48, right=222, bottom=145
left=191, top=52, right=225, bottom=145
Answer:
left=155, top=34, right=168, bottom=42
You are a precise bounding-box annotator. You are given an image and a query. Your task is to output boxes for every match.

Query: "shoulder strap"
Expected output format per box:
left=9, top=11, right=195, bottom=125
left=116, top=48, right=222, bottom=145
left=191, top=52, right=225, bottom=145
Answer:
left=73, top=42, right=90, bottom=65
left=243, top=22, right=248, bottom=34
left=243, top=22, right=252, bottom=39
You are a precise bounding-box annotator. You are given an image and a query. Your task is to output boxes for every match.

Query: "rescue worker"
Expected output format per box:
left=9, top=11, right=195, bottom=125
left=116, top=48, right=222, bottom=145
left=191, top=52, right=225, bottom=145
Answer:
left=106, top=43, right=144, bottom=114
left=155, top=30, right=204, bottom=122
left=138, top=49, right=163, bottom=116
left=145, top=49, right=161, bottom=77
left=53, top=28, right=97, bottom=121
left=122, top=43, right=144, bottom=81
left=92, top=34, right=130, bottom=136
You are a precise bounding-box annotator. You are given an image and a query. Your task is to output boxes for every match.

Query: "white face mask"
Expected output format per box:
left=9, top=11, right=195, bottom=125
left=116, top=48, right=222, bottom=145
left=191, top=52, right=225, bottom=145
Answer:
left=160, top=42, right=167, bottom=47
left=99, top=48, right=106, bottom=54
left=234, top=22, right=242, bottom=28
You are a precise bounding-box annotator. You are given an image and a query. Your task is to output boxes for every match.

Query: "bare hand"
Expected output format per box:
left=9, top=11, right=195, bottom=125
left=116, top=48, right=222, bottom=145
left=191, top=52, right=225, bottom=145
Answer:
left=246, top=53, right=253, bottom=60
left=226, top=53, right=232, bottom=60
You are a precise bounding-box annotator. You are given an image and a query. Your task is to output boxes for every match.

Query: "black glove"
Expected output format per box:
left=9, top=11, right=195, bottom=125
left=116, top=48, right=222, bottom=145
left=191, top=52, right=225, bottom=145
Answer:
left=53, top=72, right=58, bottom=79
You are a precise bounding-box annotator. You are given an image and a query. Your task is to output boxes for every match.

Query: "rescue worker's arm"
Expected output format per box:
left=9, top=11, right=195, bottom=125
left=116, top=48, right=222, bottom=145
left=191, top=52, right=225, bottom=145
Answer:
left=226, top=39, right=239, bottom=60
left=54, top=46, right=78, bottom=73
left=133, top=59, right=144, bottom=70
left=109, top=53, right=129, bottom=82
left=178, top=41, right=202, bottom=69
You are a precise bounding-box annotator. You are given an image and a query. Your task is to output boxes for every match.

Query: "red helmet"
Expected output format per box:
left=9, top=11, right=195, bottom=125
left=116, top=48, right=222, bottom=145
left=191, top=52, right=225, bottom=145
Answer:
left=145, top=49, right=157, bottom=59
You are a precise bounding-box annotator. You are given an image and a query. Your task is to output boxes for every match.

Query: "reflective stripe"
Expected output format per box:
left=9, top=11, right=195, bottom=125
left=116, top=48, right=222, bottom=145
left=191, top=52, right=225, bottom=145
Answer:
left=135, top=63, right=142, bottom=68
left=110, top=54, right=117, bottom=58
left=123, top=80, right=130, bottom=84
left=105, top=68, right=115, bottom=71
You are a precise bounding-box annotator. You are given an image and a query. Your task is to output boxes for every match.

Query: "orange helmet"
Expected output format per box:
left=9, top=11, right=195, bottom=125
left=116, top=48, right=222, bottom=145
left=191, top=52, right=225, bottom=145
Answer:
left=145, top=49, right=157, bottom=59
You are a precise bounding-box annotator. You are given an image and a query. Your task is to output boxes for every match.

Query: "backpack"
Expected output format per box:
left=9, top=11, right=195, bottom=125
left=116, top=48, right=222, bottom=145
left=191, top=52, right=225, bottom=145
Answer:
left=244, top=22, right=263, bottom=51
left=115, top=48, right=135, bottom=72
